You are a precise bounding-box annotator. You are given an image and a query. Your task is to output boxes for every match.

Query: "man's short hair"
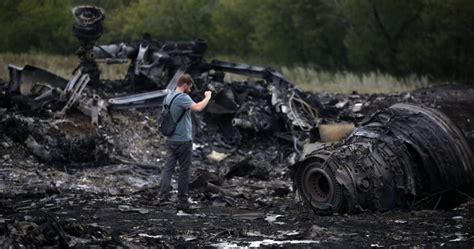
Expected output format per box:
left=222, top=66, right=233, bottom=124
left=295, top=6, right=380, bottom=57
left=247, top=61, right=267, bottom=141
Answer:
left=177, top=74, right=194, bottom=87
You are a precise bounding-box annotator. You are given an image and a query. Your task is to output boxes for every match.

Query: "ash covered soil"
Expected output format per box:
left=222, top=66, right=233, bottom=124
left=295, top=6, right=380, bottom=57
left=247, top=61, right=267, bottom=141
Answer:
left=0, top=80, right=473, bottom=248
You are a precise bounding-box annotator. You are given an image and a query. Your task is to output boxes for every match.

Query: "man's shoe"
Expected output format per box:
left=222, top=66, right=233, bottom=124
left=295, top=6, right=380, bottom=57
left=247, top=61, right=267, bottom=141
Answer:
left=153, top=198, right=172, bottom=206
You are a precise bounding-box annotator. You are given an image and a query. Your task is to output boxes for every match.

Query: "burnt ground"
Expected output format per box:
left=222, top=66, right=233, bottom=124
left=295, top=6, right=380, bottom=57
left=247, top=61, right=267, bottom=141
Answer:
left=0, top=80, right=473, bottom=248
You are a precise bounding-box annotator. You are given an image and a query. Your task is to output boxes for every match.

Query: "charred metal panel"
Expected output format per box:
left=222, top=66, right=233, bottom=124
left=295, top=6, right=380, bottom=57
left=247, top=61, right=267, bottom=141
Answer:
left=7, top=65, right=106, bottom=125
left=293, top=104, right=473, bottom=215
left=107, top=89, right=169, bottom=109
left=7, top=65, right=68, bottom=95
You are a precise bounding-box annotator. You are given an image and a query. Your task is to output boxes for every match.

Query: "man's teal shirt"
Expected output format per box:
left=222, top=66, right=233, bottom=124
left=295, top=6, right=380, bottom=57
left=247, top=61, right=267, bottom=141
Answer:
left=164, top=90, right=196, bottom=142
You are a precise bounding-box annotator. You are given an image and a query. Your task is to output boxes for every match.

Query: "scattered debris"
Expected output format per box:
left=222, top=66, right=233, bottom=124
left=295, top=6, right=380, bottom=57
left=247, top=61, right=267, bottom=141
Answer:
left=138, top=233, right=163, bottom=239
left=1, top=80, right=473, bottom=248
left=0, top=4, right=473, bottom=248
left=248, top=239, right=320, bottom=247
left=118, top=205, right=150, bottom=214
left=265, top=214, right=284, bottom=224
left=5, top=5, right=319, bottom=157
left=207, top=151, right=229, bottom=162
left=394, top=220, right=407, bottom=224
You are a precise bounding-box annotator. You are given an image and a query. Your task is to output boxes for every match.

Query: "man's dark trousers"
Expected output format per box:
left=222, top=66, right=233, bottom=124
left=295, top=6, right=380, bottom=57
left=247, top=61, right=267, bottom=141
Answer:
left=159, top=140, right=192, bottom=202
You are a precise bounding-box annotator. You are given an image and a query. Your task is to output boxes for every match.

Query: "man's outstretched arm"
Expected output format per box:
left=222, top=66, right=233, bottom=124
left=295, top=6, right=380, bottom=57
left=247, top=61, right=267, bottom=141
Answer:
left=190, top=91, right=212, bottom=112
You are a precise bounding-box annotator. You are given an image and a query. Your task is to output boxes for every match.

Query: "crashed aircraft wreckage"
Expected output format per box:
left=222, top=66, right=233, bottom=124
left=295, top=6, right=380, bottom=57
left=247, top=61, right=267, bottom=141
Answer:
left=292, top=103, right=474, bottom=215
left=5, top=5, right=319, bottom=151
left=2, top=6, right=473, bottom=216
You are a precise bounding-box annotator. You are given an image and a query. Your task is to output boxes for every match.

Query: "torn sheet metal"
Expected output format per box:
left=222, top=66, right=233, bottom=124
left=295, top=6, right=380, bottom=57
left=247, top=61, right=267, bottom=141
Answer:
left=7, top=65, right=68, bottom=95
left=293, top=104, right=473, bottom=215
left=107, top=89, right=169, bottom=108
left=7, top=66, right=105, bottom=125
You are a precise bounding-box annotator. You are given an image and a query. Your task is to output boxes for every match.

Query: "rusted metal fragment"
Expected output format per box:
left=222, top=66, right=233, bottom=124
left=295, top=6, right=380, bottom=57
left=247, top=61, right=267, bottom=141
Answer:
left=293, top=104, right=473, bottom=215
left=318, top=123, right=355, bottom=142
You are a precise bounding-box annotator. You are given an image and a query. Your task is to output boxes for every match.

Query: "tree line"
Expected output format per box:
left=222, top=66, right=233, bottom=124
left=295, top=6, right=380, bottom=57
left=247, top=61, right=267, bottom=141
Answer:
left=0, top=0, right=473, bottom=83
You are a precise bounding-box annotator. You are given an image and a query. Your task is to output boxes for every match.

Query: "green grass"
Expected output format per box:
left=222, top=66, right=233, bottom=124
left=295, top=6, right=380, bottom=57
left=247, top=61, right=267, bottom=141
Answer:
left=0, top=52, right=129, bottom=81
left=1, top=53, right=433, bottom=93
left=281, top=67, right=430, bottom=94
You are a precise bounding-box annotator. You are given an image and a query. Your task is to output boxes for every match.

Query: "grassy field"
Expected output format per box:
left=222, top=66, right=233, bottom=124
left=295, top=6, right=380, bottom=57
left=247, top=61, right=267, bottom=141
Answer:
left=0, top=53, right=129, bottom=81
left=281, top=67, right=430, bottom=94
left=0, top=53, right=432, bottom=93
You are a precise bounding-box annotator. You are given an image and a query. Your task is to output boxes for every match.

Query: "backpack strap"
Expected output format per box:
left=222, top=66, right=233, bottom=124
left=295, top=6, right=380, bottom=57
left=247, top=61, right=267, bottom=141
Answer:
left=168, top=93, right=187, bottom=124
left=167, top=93, right=182, bottom=107
left=175, top=107, right=187, bottom=124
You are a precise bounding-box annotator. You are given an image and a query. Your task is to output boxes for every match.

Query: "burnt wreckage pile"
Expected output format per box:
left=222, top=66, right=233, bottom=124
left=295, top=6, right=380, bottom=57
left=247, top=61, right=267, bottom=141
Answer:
left=293, top=103, right=474, bottom=215
left=1, top=5, right=473, bottom=220
left=2, top=6, right=319, bottom=163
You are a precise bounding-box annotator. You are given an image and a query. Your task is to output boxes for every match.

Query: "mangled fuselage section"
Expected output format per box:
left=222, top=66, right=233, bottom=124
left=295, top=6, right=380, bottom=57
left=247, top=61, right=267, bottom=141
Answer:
left=293, top=103, right=474, bottom=215
left=91, top=37, right=320, bottom=147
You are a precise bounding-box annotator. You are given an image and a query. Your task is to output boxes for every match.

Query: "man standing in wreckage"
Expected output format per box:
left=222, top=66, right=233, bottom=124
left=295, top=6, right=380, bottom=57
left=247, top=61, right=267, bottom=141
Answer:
left=158, top=74, right=212, bottom=211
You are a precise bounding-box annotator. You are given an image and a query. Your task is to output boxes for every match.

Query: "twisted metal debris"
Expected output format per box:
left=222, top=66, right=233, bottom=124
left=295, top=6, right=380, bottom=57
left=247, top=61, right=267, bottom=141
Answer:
left=293, top=103, right=473, bottom=215
left=5, top=5, right=320, bottom=155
